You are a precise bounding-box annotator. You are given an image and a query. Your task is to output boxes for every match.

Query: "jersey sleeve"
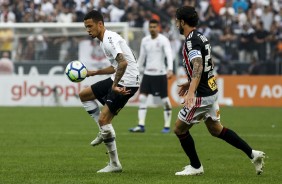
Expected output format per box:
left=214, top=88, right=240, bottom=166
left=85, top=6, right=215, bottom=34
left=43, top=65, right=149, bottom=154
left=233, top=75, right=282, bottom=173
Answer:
left=163, top=37, right=173, bottom=71
left=187, top=37, right=202, bottom=61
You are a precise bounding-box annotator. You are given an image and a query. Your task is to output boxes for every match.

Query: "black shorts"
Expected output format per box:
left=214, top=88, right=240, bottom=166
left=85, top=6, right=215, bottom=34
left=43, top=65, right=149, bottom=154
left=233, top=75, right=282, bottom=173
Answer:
left=140, top=74, right=168, bottom=98
left=91, top=78, right=139, bottom=115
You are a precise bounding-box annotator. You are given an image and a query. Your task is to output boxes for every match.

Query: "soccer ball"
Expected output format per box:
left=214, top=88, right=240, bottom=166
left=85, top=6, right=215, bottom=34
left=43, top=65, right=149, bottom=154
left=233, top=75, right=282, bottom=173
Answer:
left=65, top=60, right=87, bottom=82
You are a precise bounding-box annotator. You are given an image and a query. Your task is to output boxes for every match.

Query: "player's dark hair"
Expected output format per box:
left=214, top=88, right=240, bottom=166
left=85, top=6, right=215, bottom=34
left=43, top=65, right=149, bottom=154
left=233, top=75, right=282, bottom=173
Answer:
left=176, top=6, right=198, bottom=27
left=84, top=10, right=104, bottom=24
left=149, top=19, right=159, bottom=24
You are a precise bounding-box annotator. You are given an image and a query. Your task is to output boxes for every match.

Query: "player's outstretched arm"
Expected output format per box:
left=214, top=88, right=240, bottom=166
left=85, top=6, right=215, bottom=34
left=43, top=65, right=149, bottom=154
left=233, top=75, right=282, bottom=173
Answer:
left=87, top=66, right=115, bottom=77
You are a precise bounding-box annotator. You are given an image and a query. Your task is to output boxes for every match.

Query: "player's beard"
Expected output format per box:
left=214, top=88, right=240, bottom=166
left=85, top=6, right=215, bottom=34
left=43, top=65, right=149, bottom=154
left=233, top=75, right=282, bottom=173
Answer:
left=178, top=26, right=184, bottom=35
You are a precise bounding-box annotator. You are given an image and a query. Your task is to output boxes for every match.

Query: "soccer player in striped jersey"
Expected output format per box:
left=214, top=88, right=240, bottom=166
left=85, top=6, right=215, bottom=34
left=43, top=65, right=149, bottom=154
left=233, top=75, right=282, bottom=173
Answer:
left=129, top=19, right=174, bottom=133
left=173, top=6, right=265, bottom=176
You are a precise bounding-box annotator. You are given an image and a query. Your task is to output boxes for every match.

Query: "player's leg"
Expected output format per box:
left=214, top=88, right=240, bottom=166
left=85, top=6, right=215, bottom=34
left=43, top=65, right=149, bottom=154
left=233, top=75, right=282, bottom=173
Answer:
left=79, top=78, right=113, bottom=147
left=97, top=105, right=122, bottom=173
left=161, top=96, right=172, bottom=133
left=79, top=86, right=100, bottom=123
left=159, top=74, right=172, bottom=133
left=129, top=75, right=151, bottom=132
left=79, top=86, right=103, bottom=146
left=174, top=118, right=203, bottom=176
left=129, top=93, right=148, bottom=132
left=204, top=101, right=265, bottom=175
left=98, top=85, right=138, bottom=173
left=174, top=101, right=207, bottom=176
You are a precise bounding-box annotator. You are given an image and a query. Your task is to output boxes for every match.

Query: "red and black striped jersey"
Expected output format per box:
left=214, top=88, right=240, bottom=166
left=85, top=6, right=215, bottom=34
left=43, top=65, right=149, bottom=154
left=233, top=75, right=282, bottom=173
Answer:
left=182, top=30, right=218, bottom=97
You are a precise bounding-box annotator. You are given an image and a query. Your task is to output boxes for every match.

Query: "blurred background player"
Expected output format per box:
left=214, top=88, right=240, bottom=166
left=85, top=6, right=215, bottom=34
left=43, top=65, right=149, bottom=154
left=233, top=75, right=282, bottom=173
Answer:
left=129, top=19, right=174, bottom=133
left=174, top=6, right=265, bottom=176
left=79, top=10, right=140, bottom=173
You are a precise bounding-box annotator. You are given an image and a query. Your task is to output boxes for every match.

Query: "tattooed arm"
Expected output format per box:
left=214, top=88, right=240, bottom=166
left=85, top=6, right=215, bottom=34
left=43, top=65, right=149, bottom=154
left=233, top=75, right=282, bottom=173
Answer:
left=185, top=57, right=203, bottom=108
left=113, top=53, right=127, bottom=87
left=112, top=53, right=131, bottom=95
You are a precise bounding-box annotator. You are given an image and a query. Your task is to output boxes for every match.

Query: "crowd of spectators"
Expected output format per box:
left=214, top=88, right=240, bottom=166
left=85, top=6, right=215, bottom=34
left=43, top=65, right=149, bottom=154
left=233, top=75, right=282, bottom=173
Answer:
left=0, top=0, right=281, bottom=75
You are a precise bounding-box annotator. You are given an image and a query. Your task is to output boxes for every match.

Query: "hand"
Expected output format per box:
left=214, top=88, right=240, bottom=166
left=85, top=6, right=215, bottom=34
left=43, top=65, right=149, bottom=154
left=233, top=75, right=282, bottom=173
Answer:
left=184, top=92, right=195, bottom=109
left=167, top=70, right=173, bottom=79
left=178, top=82, right=190, bottom=97
left=112, top=86, right=131, bottom=95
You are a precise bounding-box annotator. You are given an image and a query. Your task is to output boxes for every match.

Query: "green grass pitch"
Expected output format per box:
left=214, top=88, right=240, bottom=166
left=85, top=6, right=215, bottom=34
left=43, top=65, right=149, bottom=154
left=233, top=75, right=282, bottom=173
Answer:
left=0, top=106, right=281, bottom=184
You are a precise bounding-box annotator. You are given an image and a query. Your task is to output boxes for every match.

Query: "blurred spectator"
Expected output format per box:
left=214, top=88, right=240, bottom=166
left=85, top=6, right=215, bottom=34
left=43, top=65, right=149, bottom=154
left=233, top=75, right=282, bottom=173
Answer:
left=261, top=4, right=274, bottom=32
left=246, top=2, right=261, bottom=27
left=56, top=5, right=76, bottom=22
left=253, top=21, right=269, bottom=62
left=219, top=1, right=236, bottom=28
left=219, top=27, right=237, bottom=60
left=18, top=36, right=35, bottom=61
left=13, top=0, right=25, bottom=22
left=41, top=0, right=54, bottom=16
left=198, top=22, right=212, bottom=39
left=0, top=51, right=14, bottom=74
left=0, top=3, right=15, bottom=22
left=0, top=28, right=14, bottom=59
left=232, top=0, right=249, bottom=13
left=27, top=35, right=48, bottom=62
left=22, top=8, right=35, bottom=22
left=267, top=22, right=281, bottom=62
left=74, top=0, right=87, bottom=22
left=235, top=7, right=247, bottom=27
left=108, top=0, right=125, bottom=22
left=198, top=0, right=209, bottom=21
left=203, top=6, right=222, bottom=29
left=210, top=0, right=225, bottom=15
left=238, top=23, right=255, bottom=63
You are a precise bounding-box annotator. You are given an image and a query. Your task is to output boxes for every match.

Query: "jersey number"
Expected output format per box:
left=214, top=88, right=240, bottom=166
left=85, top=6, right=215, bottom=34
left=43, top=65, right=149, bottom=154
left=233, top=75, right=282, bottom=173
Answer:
left=204, top=44, right=212, bottom=72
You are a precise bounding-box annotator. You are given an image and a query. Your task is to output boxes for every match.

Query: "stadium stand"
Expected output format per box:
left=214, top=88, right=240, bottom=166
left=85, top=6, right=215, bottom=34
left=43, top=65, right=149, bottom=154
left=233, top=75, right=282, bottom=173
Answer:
left=0, top=0, right=281, bottom=74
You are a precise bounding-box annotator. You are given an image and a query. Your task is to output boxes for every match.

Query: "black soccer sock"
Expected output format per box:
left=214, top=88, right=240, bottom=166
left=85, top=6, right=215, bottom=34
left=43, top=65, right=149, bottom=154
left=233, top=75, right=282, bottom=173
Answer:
left=177, top=131, right=201, bottom=169
left=218, top=127, right=253, bottom=159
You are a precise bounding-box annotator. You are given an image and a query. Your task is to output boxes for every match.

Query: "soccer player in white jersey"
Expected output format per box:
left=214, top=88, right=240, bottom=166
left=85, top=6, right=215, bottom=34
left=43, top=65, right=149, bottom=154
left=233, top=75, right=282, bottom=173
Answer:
left=129, top=19, right=174, bottom=133
left=79, top=10, right=140, bottom=173
left=174, top=6, right=265, bottom=176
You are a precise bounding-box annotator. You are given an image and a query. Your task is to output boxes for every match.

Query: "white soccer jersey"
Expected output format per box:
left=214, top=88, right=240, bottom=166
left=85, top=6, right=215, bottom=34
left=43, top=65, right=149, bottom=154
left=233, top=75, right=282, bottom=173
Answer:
left=100, top=30, right=140, bottom=87
left=138, top=33, right=173, bottom=76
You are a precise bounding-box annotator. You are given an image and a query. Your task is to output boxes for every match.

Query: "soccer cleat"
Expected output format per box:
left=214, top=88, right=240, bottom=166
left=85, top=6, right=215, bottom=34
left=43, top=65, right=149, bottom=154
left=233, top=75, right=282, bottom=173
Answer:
left=161, top=127, right=170, bottom=133
left=97, top=163, right=122, bottom=173
left=175, top=165, right=204, bottom=176
left=251, top=150, right=265, bottom=175
left=90, top=132, right=103, bottom=146
left=129, top=125, right=145, bottom=133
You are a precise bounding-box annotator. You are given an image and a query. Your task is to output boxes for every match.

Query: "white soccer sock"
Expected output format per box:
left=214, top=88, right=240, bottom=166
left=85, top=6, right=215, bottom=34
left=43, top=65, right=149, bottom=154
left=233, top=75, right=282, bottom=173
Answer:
left=162, top=97, right=172, bottom=128
left=101, top=124, right=120, bottom=166
left=138, top=94, right=148, bottom=126
left=82, top=101, right=101, bottom=130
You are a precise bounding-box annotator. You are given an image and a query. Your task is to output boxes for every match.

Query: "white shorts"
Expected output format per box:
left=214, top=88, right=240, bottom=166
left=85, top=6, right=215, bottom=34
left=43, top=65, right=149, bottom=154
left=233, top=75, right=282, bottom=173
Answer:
left=178, top=93, right=220, bottom=125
